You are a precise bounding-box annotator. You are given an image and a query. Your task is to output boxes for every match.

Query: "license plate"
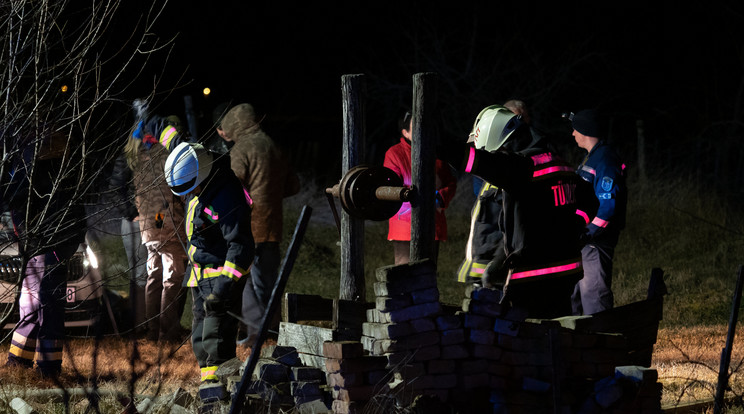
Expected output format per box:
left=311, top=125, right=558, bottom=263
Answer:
left=66, top=287, right=75, bottom=302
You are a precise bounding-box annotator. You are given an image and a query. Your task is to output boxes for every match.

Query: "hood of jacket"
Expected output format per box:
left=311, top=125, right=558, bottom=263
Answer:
left=221, top=103, right=261, bottom=140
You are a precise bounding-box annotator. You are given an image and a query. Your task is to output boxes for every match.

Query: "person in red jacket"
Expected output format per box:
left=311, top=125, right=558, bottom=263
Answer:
left=383, top=110, right=457, bottom=265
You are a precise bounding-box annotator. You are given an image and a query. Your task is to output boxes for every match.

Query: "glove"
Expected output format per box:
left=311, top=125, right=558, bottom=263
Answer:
left=204, top=276, right=234, bottom=314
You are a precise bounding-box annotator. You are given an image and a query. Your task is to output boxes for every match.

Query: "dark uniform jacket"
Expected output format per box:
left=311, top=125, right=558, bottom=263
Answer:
left=576, top=141, right=626, bottom=245
left=183, top=154, right=255, bottom=288
left=443, top=132, right=597, bottom=318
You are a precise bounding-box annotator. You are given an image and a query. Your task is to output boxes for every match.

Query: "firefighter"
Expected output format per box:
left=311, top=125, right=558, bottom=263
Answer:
left=439, top=105, right=598, bottom=319
left=164, top=142, right=254, bottom=398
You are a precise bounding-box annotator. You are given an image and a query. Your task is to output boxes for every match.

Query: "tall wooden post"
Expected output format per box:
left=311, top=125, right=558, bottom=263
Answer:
left=339, top=74, right=366, bottom=301
left=410, top=72, right=437, bottom=262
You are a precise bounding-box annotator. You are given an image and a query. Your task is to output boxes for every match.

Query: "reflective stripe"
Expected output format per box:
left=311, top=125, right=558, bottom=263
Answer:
left=579, top=165, right=596, bottom=176
left=201, top=366, right=219, bottom=382
left=576, top=209, right=590, bottom=225
left=533, top=165, right=574, bottom=178
left=204, top=206, right=219, bottom=222
left=159, top=126, right=178, bottom=149
left=530, top=153, right=554, bottom=165
left=9, top=332, right=36, bottom=360
left=511, top=261, right=582, bottom=280
left=465, top=147, right=476, bottom=173
left=592, top=217, right=609, bottom=228
left=223, top=260, right=247, bottom=281
left=186, top=197, right=199, bottom=241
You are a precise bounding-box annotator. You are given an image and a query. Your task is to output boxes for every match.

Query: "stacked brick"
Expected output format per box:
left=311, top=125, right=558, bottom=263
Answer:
left=234, top=345, right=330, bottom=412
left=269, top=259, right=665, bottom=413
left=323, top=341, right=389, bottom=414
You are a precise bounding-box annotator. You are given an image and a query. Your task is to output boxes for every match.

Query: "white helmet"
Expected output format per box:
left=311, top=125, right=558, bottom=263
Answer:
left=164, top=142, right=213, bottom=196
left=468, top=105, right=523, bottom=152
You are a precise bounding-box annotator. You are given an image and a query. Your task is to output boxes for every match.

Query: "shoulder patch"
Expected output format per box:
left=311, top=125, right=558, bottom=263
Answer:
left=601, top=176, right=613, bottom=192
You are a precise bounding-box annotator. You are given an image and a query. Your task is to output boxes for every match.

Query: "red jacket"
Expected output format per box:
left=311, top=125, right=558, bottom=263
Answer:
left=383, top=137, right=457, bottom=241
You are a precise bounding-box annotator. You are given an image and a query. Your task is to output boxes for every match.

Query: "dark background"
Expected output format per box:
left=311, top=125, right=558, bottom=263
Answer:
left=136, top=2, right=744, bottom=189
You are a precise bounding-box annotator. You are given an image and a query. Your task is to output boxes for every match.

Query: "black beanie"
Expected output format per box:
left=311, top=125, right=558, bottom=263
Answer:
left=571, top=109, right=602, bottom=138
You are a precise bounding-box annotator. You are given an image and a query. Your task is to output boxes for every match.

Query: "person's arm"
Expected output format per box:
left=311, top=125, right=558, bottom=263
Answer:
left=587, top=151, right=624, bottom=238
left=437, top=142, right=532, bottom=193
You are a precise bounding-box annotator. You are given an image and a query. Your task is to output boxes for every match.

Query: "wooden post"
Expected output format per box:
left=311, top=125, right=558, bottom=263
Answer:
left=410, top=72, right=437, bottom=263
left=339, top=74, right=366, bottom=301
left=714, top=265, right=744, bottom=414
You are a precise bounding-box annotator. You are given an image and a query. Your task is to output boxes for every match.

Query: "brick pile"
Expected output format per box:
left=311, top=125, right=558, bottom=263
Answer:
left=256, top=259, right=664, bottom=413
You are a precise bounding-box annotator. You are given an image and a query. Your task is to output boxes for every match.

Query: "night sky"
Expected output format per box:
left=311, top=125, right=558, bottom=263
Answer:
left=144, top=2, right=743, bottom=177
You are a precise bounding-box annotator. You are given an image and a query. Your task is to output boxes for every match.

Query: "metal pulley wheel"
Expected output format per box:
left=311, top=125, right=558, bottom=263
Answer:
left=326, top=165, right=411, bottom=221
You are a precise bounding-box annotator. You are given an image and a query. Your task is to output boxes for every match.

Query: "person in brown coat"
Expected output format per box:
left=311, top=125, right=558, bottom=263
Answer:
left=124, top=115, right=189, bottom=342
left=220, top=103, right=300, bottom=346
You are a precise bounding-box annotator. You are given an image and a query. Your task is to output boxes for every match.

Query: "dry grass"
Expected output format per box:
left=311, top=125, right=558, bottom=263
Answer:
left=655, top=325, right=744, bottom=409
left=1, top=327, right=743, bottom=412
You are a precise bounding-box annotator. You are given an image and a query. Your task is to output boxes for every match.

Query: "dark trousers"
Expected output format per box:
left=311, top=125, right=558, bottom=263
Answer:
left=242, top=242, right=280, bottom=340
left=571, top=242, right=616, bottom=315
left=191, top=275, right=246, bottom=381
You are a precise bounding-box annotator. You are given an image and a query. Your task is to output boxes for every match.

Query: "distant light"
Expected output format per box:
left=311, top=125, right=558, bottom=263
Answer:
left=61, top=85, right=68, bottom=93
left=203, top=87, right=211, bottom=97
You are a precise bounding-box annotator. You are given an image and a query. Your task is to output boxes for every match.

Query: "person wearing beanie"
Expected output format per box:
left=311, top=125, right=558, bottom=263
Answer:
left=570, top=109, right=627, bottom=315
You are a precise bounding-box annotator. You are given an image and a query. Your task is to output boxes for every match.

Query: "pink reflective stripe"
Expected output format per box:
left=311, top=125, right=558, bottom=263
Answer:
left=576, top=209, right=590, bottom=225
left=465, top=147, right=476, bottom=173
left=160, top=126, right=177, bottom=148
left=530, top=153, right=553, bottom=165
left=580, top=165, right=596, bottom=176
left=203, top=207, right=219, bottom=220
left=223, top=265, right=243, bottom=280
left=511, top=261, right=582, bottom=280
left=472, top=267, right=485, bottom=274
left=244, top=188, right=253, bottom=206
left=533, top=165, right=574, bottom=178
left=592, top=217, right=609, bottom=228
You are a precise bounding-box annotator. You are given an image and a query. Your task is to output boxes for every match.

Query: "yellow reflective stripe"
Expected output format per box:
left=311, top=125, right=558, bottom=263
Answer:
left=9, top=344, right=35, bottom=360
left=203, top=267, right=223, bottom=279
left=188, top=244, right=197, bottom=262
left=187, top=197, right=199, bottom=241
left=222, top=261, right=247, bottom=281
left=186, top=265, right=199, bottom=287
left=9, top=332, right=36, bottom=360
left=201, top=366, right=219, bottom=382
left=159, top=126, right=178, bottom=149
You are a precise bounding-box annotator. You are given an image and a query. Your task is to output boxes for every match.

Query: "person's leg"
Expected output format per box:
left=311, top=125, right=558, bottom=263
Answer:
left=251, top=242, right=280, bottom=307
left=145, top=242, right=163, bottom=340
left=7, top=255, right=43, bottom=368
left=158, top=242, right=187, bottom=342
left=240, top=274, right=265, bottom=347
left=577, top=244, right=615, bottom=315
left=35, top=246, right=74, bottom=377
left=121, top=219, right=147, bottom=334
left=190, top=286, right=209, bottom=378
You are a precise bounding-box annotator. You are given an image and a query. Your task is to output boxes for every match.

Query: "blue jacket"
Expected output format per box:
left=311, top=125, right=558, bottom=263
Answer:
left=576, top=141, right=627, bottom=242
